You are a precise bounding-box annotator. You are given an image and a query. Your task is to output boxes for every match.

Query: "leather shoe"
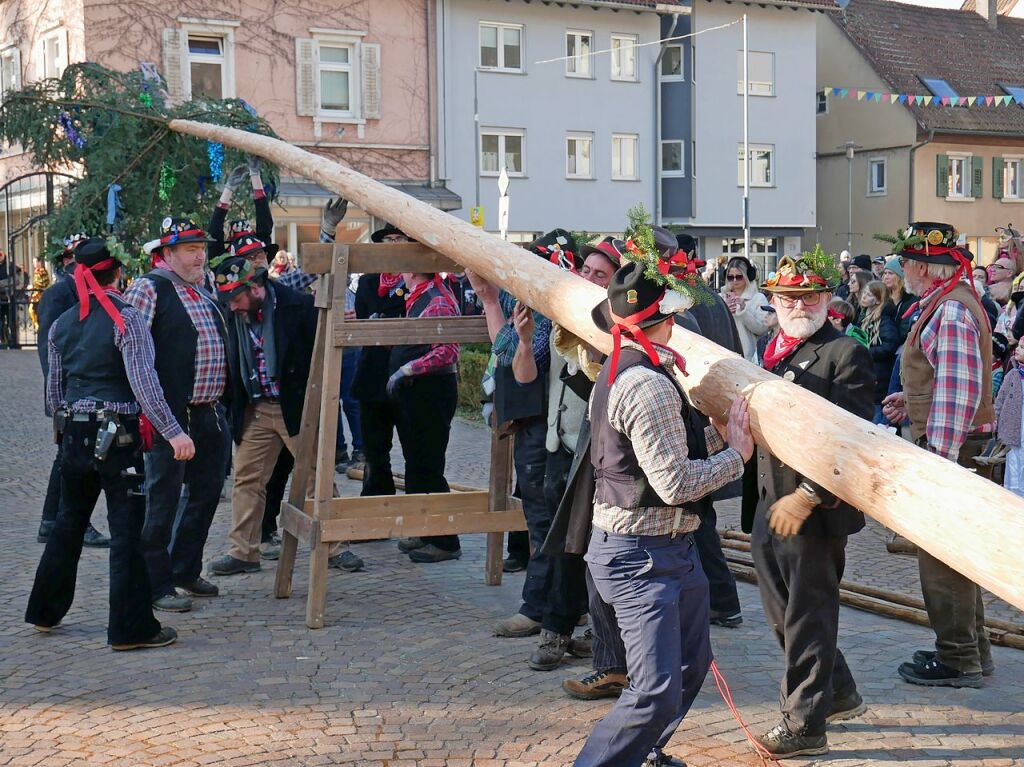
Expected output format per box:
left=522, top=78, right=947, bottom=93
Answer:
left=898, top=658, right=983, bottom=688
left=493, top=613, right=541, bottom=638
left=913, top=649, right=993, bottom=676
left=210, top=555, right=260, bottom=576
left=112, top=626, right=178, bottom=651
left=408, top=544, right=461, bottom=563
left=37, top=520, right=55, bottom=542
left=83, top=524, right=110, bottom=548
left=178, top=577, right=219, bottom=597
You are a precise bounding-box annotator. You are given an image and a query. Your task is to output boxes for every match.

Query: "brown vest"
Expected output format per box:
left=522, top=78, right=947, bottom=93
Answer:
left=901, top=282, right=994, bottom=444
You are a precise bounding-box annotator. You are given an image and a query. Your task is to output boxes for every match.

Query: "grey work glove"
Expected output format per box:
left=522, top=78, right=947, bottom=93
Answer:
left=386, top=364, right=413, bottom=399
left=220, top=164, right=248, bottom=193
left=320, top=198, right=349, bottom=238
left=247, top=154, right=262, bottom=176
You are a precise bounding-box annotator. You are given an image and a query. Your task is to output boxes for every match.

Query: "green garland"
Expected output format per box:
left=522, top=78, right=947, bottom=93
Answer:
left=799, top=243, right=844, bottom=287
left=874, top=227, right=927, bottom=255
left=620, top=203, right=709, bottom=304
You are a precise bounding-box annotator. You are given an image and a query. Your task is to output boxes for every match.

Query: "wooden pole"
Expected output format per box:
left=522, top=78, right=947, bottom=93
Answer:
left=166, top=119, right=1024, bottom=614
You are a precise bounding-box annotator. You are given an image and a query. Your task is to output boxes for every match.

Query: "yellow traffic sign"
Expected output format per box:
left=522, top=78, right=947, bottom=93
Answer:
left=470, top=206, right=484, bottom=228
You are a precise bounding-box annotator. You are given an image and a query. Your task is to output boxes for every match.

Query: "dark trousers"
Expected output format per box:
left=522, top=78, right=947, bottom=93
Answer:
left=751, top=509, right=857, bottom=737
left=514, top=419, right=554, bottom=621
left=41, top=442, right=63, bottom=523
left=694, top=505, right=741, bottom=616
left=576, top=531, right=711, bottom=767
left=142, top=404, right=229, bottom=599
left=538, top=445, right=588, bottom=634
left=359, top=398, right=399, bottom=497
left=588, top=565, right=627, bottom=674
left=507, top=530, right=530, bottom=563
left=336, top=348, right=363, bottom=454
left=394, top=373, right=459, bottom=552
left=262, top=448, right=294, bottom=542
left=26, top=420, right=161, bottom=644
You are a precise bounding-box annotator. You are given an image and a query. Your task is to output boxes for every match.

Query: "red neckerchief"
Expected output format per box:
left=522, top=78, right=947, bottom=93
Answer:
left=762, top=331, right=804, bottom=371
left=606, top=297, right=688, bottom=385
left=405, top=275, right=452, bottom=312
left=74, top=260, right=125, bottom=332
left=378, top=273, right=401, bottom=297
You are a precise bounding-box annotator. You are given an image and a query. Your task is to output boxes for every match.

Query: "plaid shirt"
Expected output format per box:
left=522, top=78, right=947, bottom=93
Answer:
left=592, top=344, right=744, bottom=536
left=406, top=285, right=461, bottom=375
left=918, top=289, right=995, bottom=462
left=126, top=277, right=227, bottom=405
left=492, top=290, right=551, bottom=374
left=275, top=267, right=317, bottom=293
left=47, top=300, right=183, bottom=439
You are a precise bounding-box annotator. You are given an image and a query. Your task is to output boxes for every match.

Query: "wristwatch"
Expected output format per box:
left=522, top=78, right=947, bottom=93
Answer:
left=796, top=481, right=822, bottom=505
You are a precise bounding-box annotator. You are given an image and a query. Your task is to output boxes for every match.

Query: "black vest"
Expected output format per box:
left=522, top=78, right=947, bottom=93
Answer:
left=352, top=273, right=406, bottom=402
left=145, top=272, right=226, bottom=420
left=590, top=347, right=708, bottom=512
left=388, top=282, right=452, bottom=374
left=51, top=294, right=136, bottom=405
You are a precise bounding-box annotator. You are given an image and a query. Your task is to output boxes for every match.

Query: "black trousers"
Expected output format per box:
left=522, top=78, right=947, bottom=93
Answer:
left=394, top=373, right=459, bottom=552
left=507, top=530, right=529, bottom=563
left=359, top=398, right=400, bottom=497
left=26, top=419, right=161, bottom=644
left=537, top=445, right=588, bottom=634
left=750, top=508, right=858, bottom=736
left=514, top=418, right=555, bottom=622
left=41, top=442, right=63, bottom=523
left=142, top=403, right=228, bottom=600
left=262, top=448, right=294, bottom=542
left=694, top=505, right=741, bottom=616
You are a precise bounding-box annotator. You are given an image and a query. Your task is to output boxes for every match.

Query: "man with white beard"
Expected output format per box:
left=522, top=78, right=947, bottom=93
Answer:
left=745, top=253, right=874, bottom=759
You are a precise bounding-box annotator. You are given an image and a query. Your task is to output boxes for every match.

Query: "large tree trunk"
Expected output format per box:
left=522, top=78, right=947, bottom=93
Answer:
left=168, top=119, right=1024, bottom=613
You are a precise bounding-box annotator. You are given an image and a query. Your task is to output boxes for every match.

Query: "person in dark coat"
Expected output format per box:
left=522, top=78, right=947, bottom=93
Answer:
left=746, top=254, right=874, bottom=759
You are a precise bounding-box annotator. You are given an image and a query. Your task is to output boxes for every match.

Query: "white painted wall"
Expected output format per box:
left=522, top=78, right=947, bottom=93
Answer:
left=438, top=0, right=660, bottom=233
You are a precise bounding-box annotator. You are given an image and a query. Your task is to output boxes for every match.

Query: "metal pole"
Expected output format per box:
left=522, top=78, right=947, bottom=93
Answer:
left=474, top=69, right=480, bottom=210
left=742, top=14, right=750, bottom=263
left=845, top=141, right=855, bottom=253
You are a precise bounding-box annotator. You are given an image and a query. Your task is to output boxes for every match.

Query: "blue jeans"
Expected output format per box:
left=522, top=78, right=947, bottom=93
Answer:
left=575, top=531, right=712, bottom=767
left=337, top=349, right=363, bottom=454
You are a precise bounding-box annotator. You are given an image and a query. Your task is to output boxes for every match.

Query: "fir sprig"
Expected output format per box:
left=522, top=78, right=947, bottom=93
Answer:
left=874, top=228, right=927, bottom=255
left=800, top=243, right=843, bottom=288
left=620, top=203, right=709, bottom=303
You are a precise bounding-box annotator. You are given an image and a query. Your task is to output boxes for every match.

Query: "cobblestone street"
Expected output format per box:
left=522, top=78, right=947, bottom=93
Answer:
left=1, top=349, right=1022, bottom=767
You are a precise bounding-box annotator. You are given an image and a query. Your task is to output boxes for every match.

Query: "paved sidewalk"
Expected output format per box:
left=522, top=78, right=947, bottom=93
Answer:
left=1, top=350, right=1022, bottom=767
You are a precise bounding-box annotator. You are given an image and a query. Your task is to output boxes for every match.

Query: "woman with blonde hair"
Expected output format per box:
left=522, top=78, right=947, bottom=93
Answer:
left=719, top=255, right=773, bottom=362
left=880, top=257, right=917, bottom=341
left=859, top=279, right=899, bottom=423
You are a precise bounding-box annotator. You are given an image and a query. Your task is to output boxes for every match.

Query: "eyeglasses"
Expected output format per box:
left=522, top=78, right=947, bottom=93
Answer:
left=726, top=274, right=745, bottom=282
left=776, top=292, right=824, bottom=308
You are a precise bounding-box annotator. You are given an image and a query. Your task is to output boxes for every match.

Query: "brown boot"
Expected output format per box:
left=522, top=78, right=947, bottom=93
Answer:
left=492, top=613, right=541, bottom=637
left=886, top=532, right=918, bottom=555
left=562, top=669, right=628, bottom=700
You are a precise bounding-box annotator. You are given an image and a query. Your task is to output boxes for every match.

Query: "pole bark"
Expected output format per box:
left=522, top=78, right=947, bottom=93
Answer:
left=167, top=119, right=1024, bottom=613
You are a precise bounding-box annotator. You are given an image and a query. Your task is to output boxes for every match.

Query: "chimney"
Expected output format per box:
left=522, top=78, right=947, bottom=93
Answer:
left=977, top=0, right=998, bottom=29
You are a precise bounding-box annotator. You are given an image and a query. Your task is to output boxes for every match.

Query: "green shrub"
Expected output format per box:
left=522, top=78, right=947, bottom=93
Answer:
left=457, top=347, right=490, bottom=420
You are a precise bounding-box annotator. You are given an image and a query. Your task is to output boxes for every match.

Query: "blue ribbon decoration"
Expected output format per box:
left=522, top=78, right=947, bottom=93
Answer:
left=106, top=184, right=123, bottom=227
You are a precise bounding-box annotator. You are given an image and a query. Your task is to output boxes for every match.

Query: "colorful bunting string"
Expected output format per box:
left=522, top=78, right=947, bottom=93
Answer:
left=823, top=86, right=1023, bottom=108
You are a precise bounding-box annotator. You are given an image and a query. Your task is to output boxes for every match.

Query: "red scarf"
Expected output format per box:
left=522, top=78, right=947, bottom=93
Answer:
left=606, top=297, right=688, bottom=385
left=762, top=331, right=804, bottom=371
left=404, top=274, right=455, bottom=313
left=378, top=273, right=401, bottom=297
left=74, top=259, right=125, bottom=332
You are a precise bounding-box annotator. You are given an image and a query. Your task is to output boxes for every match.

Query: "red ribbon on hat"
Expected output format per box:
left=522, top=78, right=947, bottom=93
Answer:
left=536, top=245, right=578, bottom=274
left=657, top=249, right=702, bottom=279
left=606, top=294, right=688, bottom=385
left=74, top=257, right=125, bottom=332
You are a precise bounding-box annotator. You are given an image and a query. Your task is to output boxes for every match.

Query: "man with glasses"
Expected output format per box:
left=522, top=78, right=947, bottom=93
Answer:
left=747, top=253, right=874, bottom=759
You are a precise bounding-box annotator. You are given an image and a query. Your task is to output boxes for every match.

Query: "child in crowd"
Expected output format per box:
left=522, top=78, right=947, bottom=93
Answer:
left=827, top=298, right=869, bottom=347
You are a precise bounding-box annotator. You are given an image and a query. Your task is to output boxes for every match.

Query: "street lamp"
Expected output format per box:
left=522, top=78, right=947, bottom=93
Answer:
left=841, top=141, right=861, bottom=253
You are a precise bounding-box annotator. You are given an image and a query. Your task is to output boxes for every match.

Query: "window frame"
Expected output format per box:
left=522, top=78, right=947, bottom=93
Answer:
left=314, top=36, right=360, bottom=119
left=565, top=29, right=594, bottom=79
left=610, top=33, right=638, bottom=82
left=660, top=43, right=683, bottom=81
left=612, top=133, right=639, bottom=181
left=480, top=128, right=525, bottom=178
left=737, top=143, right=775, bottom=188
left=736, top=50, right=774, bottom=97
left=478, top=21, right=524, bottom=73
left=816, top=89, right=828, bottom=115
left=0, top=45, right=19, bottom=101
left=40, top=27, right=67, bottom=80
left=946, top=152, right=972, bottom=201
left=660, top=140, right=685, bottom=178
left=1003, top=156, right=1023, bottom=201
left=867, top=157, right=887, bottom=197
left=565, top=131, right=594, bottom=179
left=921, top=76, right=959, bottom=100
left=181, top=22, right=235, bottom=100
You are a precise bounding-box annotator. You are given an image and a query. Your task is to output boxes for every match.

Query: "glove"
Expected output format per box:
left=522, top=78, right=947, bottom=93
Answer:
left=320, top=198, right=349, bottom=237
left=386, top=365, right=413, bottom=399
left=767, top=491, right=816, bottom=537
left=247, top=154, right=262, bottom=176
left=220, top=164, right=248, bottom=193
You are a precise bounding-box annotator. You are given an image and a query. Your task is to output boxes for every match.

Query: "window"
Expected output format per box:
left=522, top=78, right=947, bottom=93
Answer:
left=565, top=30, right=593, bottom=78
left=948, top=155, right=970, bottom=199
left=868, top=158, right=887, bottom=196
left=661, top=140, right=684, bottom=177
left=921, top=77, right=958, bottom=100
left=611, top=34, right=637, bottom=81
left=816, top=90, right=828, bottom=115
left=317, top=42, right=355, bottom=114
left=691, top=44, right=696, bottom=83
left=737, top=144, right=774, bottom=187
left=612, top=134, right=638, bottom=180
left=186, top=34, right=227, bottom=99
left=40, top=29, right=67, bottom=79
left=0, top=46, right=19, bottom=99
left=479, top=22, right=522, bottom=72
left=1004, top=158, right=1022, bottom=200
left=737, top=51, right=774, bottom=96
left=722, top=237, right=779, bottom=274
left=661, top=44, right=682, bottom=79
left=1003, top=85, right=1024, bottom=105
left=566, top=132, right=593, bottom=179
left=481, top=130, right=524, bottom=176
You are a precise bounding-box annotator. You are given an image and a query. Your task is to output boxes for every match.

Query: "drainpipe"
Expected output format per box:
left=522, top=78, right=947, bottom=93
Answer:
left=908, top=129, right=933, bottom=224
left=654, top=12, right=680, bottom=226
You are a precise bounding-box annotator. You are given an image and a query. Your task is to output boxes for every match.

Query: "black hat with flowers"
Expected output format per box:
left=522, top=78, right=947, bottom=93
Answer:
left=144, top=216, right=214, bottom=255
left=875, top=222, right=960, bottom=266
left=230, top=233, right=273, bottom=262
left=529, top=229, right=582, bottom=272
left=227, top=219, right=279, bottom=259
left=212, top=255, right=266, bottom=300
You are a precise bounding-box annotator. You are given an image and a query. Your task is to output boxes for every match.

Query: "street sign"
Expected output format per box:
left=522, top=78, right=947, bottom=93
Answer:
left=470, top=206, right=484, bottom=228
left=498, top=197, right=509, bottom=241
left=497, top=167, right=510, bottom=197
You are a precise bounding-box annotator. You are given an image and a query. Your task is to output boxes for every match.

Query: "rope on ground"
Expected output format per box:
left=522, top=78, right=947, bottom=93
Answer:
left=709, top=660, right=782, bottom=767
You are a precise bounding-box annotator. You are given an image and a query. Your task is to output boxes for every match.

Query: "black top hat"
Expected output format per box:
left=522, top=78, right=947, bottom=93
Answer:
left=212, top=255, right=266, bottom=299
left=898, top=222, right=961, bottom=266
left=151, top=216, right=215, bottom=252
left=651, top=226, right=678, bottom=257
left=529, top=229, right=582, bottom=271
left=676, top=234, right=698, bottom=258
left=74, top=237, right=119, bottom=270
left=591, top=261, right=671, bottom=334
left=581, top=236, right=625, bottom=266
left=851, top=255, right=873, bottom=271
left=229, top=233, right=277, bottom=261
left=370, top=223, right=409, bottom=243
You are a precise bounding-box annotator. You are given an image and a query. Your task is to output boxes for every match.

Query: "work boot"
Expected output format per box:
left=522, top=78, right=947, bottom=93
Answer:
left=827, top=690, right=867, bottom=723
left=209, top=555, right=260, bottom=576
left=152, top=593, right=192, bottom=613
left=562, top=669, right=628, bottom=700
left=709, top=609, right=743, bottom=628
left=492, top=613, right=541, bottom=638
left=348, top=449, right=365, bottom=468
left=33, top=621, right=61, bottom=633
left=178, top=577, right=219, bottom=598
left=408, top=544, right=461, bottom=563
left=755, top=722, right=828, bottom=759
left=37, top=520, right=55, bottom=542
left=502, top=555, right=527, bottom=573
left=111, top=626, right=178, bottom=651
left=898, top=657, right=983, bottom=688
left=913, top=649, right=994, bottom=676
left=397, top=537, right=426, bottom=553
left=886, top=532, right=918, bottom=555
left=260, top=538, right=281, bottom=561
left=328, top=550, right=365, bottom=572
left=567, top=628, right=593, bottom=658
left=334, top=450, right=350, bottom=471
left=83, top=524, right=110, bottom=548
left=642, top=750, right=687, bottom=767
left=529, top=630, right=571, bottom=671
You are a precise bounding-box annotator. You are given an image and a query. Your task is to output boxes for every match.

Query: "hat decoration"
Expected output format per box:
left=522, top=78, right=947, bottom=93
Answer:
left=763, top=245, right=842, bottom=293
left=213, top=255, right=264, bottom=297
left=62, top=232, right=89, bottom=254
left=229, top=233, right=268, bottom=261
left=529, top=229, right=581, bottom=273
left=72, top=236, right=126, bottom=331
left=228, top=218, right=255, bottom=239
left=143, top=216, right=213, bottom=254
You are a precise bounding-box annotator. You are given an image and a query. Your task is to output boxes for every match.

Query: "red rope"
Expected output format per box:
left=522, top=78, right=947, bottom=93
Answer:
left=709, top=660, right=783, bottom=767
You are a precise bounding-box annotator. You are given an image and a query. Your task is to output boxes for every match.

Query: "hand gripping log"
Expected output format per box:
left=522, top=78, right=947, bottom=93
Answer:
left=168, top=119, right=1024, bottom=613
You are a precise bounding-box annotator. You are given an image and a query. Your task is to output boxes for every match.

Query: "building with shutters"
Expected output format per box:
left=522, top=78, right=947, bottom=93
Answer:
left=0, top=0, right=455, bottom=272
left=815, top=0, right=1024, bottom=263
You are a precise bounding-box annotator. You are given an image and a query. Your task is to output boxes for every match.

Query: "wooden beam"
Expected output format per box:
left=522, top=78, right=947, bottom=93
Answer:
left=301, top=241, right=466, bottom=275
left=279, top=502, right=317, bottom=546
left=304, top=491, right=492, bottom=518
left=486, top=429, right=514, bottom=586
left=321, top=508, right=528, bottom=542
left=170, top=118, right=1024, bottom=614
left=333, top=316, right=491, bottom=347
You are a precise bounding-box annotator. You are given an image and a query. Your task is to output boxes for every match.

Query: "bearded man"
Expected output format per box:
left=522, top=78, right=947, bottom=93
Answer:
left=745, top=253, right=874, bottom=759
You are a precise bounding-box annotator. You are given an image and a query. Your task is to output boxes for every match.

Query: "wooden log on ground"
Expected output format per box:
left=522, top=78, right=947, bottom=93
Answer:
left=166, top=119, right=1024, bottom=614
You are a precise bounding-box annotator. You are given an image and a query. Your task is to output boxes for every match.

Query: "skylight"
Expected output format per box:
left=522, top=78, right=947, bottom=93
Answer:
left=920, top=77, right=959, bottom=100
left=1002, top=85, right=1024, bottom=105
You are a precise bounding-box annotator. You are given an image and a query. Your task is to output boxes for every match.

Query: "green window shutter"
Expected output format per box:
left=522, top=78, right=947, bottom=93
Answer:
left=936, top=154, right=949, bottom=197
left=972, top=155, right=984, bottom=198
left=994, top=157, right=1005, bottom=199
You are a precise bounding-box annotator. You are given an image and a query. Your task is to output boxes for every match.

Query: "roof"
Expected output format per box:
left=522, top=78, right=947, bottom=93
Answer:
left=960, top=0, right=1017, bottom=14
left=838, top=0, right=1024, bottom=135
left=278, top=180, right=462, bottom=211
left=578, top=0, right=838, bottom=9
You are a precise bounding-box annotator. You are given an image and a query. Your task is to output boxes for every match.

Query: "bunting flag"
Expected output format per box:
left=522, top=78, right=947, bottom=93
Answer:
left=823, top=86, right=1024, bottom=108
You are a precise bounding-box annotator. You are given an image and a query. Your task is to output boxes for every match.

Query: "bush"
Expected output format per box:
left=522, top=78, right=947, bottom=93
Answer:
left=457, top=345, right=490, bottom=420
